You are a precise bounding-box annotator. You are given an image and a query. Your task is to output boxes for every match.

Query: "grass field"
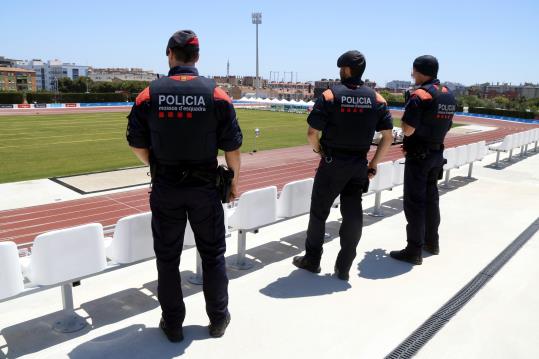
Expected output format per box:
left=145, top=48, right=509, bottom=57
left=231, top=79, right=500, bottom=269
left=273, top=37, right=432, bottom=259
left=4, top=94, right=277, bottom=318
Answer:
left=0, top=109, right=402, bottom=184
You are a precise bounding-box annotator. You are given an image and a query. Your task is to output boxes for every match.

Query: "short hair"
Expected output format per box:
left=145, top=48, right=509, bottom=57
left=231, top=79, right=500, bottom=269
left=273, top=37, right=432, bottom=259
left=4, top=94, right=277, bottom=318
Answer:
left=170, top=46, right=199, bottom=63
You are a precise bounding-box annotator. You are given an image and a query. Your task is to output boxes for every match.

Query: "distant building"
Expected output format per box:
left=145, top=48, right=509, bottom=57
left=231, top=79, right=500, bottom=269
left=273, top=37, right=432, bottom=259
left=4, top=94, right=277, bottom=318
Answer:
left=386, top=80, right=412, bottom=92
left=213, top=75, right=240, bottom=86
left=0, top=67, right=37, bottom=92
left=88, top=68, right=157, bottom=82
left=0, top=56, right=19, bottom=67
left=313, top=79, right=341, bottom=98
left=468, top=82, right=539, bottom=100
left=16, top=59, right=89, bottom=91
left=519, top=85, right=539, bottom=99
left=443, top=82, right=467, bottom=97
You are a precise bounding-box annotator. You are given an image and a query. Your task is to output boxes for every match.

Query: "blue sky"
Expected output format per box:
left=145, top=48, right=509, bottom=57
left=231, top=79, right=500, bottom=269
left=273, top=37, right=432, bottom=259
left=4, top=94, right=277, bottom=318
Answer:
left=1, top=0, right=537, bottom=86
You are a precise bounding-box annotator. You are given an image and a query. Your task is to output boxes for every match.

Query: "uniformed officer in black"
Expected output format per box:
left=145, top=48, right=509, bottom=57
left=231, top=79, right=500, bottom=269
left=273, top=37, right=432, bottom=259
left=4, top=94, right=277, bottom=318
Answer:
left=293, top=51, right=394, bottom=280
left=390, top=55, right=456, bottom=265
left=126, top=30, right=243, bottom=342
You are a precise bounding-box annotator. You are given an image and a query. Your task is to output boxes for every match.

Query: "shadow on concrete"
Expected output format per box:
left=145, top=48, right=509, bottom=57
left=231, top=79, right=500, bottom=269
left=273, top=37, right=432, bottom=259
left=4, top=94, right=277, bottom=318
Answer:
left=357, top=248, right=413, bottom=280
left=259, top=269, right=351, bottom=299
left=143, top=220, right=342, bottom=297
left=68, top=324, right=211, bottom=359
left=0, top=224, right=341, bottom=358
left=0, top=288, right=161, bottom=358
left=359, top=176, right=476, bottom=229
left=484, top=149, right=537, bottom=170
left=0, top=177, right=476, bottom=357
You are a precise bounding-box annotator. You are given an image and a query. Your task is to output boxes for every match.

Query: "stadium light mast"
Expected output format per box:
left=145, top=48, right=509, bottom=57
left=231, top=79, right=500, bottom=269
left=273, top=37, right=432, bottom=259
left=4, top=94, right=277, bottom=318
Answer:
left=252, top=12, right=262, bottom=90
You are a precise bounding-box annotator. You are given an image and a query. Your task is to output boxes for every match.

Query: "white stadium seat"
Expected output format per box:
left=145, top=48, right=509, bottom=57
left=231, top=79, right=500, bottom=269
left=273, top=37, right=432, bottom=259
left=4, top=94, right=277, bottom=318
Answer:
left=455, top=145, right=469, bottom=168
left=228, top=186, right=278, bottom=231
left=488, top=134, right=514, bottom=167
left=441, top=147, right=457, bottom=186
left=104, top=212, right=196, bottom=264
left=21, top=223, right=107, bottom=286
left=466, top=142, right=479, bottom=164
left=276, top=178, right=314, bottom=218
left=476, top=140, right=488, bottom=161
left=392, top=159, right=405, bottom=187
left=0, top=242, right=25, bottom=300
left=466, top=142, right=479, bottom=178
left=227, top=186, right=278, bottom=269
left=367, top=161, right=394, bottom=217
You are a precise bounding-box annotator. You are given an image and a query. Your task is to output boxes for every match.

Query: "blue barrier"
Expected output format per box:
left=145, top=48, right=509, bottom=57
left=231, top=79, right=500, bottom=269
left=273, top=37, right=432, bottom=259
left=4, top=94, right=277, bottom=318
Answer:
left=79, top=102, right=133, bottom=107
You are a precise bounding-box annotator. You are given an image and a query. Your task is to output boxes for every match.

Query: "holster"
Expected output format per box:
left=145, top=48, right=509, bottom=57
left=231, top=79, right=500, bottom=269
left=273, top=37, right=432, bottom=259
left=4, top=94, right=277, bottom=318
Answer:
left=216, top=165, right=235, bottom=203
left=403, top=140, right=429, bottom=160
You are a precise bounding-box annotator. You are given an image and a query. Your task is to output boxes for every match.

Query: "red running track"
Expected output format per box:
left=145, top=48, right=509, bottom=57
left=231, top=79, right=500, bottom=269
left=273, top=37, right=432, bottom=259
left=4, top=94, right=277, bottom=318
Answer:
left=1, top=112, right=537, bottom=248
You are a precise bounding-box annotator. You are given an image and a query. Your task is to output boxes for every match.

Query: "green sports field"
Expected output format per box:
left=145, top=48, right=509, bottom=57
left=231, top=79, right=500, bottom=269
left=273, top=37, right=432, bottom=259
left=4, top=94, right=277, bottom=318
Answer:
left=0, top=109, right=402, bottom=184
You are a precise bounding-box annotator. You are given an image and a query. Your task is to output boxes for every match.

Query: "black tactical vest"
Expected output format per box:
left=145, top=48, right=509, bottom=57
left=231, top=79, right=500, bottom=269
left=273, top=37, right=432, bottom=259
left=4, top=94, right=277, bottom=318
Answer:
left=148, top=76, right=217, bottom=165
left=413, top=83, right=456, bottom=145
left=320, top=84, right=379, bottom=152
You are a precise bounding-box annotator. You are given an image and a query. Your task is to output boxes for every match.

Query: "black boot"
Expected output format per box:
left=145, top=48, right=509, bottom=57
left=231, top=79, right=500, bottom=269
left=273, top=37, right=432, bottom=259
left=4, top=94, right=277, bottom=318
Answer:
left=159, top=317, right=184, bottom=343
left=423, top=242, right=440, bottom=255
left=389, top=249, right=422, bottom=265
left=209, top=312, right=231, bottom=338
left=292, top=256, right=321, bottom=273
left=334, top=265, right=350, bottom=281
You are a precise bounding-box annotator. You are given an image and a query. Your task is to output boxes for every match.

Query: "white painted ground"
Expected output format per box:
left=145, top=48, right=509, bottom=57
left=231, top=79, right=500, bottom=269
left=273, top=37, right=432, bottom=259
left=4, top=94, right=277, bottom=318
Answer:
left=0, top=149, right=538, bottom=359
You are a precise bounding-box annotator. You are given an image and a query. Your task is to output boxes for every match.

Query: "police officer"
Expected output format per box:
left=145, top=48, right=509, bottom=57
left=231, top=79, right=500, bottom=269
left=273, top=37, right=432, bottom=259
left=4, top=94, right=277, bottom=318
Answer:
left=390, top=55, right=456, bottom=265
left=293, top=51, right=394, bottom=280
left=126, top=30, right=243, bottom=342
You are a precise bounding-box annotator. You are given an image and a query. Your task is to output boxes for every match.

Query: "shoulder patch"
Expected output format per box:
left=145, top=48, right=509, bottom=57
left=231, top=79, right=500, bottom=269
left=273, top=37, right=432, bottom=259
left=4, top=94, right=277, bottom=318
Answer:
left=413, top=89, right=433, bottom=101
left=135, top=87, right=150, bottom=106
left=322, top=89, right=334, bottom=102
left=214, top=87, right=232, bottom=104
left=375, top=92, right=387, bottom=105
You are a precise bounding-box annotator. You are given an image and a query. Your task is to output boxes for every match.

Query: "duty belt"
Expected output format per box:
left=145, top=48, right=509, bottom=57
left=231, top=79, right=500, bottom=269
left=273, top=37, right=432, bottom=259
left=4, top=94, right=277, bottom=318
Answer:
left=423, top=143, right=444, bottom=151
left=325, top=147, right=369, bottom=158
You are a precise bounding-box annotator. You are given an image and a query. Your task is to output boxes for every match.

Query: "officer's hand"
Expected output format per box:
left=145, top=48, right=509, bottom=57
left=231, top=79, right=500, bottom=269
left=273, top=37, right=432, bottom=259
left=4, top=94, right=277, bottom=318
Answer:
left=401, top=145, right=407, bottom=156
left=368, top=162, right=377, bottom=180
left=229, top=182, right=239, bottom=202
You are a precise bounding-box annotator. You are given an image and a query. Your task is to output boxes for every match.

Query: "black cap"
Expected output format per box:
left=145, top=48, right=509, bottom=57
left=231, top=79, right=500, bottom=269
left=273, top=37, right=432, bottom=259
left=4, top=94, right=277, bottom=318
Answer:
left=337, top=50, right=366, bottom=78
left=166, top=30, right=199, bottom=55
left=413, top=55, right=439, bottom=78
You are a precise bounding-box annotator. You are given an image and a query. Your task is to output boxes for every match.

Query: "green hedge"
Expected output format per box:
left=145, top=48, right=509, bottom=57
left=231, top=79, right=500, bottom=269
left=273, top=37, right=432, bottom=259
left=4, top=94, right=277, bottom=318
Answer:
left=0, top=92, right=24, bottom=104
left=468, top=107, right=536, bottom=119
left=26, top=92, right=55, bottom=103
left=387, top=101, right=406, bottom=107
left=25, top=92, right=128, bottom=104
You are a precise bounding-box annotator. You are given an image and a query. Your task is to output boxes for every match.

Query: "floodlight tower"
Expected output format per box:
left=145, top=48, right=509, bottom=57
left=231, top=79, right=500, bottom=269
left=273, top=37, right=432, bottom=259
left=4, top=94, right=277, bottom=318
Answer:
left=252, top=12, right=262, bottom=89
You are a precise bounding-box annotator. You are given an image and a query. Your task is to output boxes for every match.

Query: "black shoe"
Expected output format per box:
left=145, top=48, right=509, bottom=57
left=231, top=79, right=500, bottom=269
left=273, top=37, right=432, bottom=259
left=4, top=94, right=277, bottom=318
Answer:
left=389, top=249, right=423, bottom=265
left=209, top=312, right=231, bottom=338
left=423, top=242, right=440, bottom=255
left=292, top=256, right=321, bottom=274
left=159, top=317, right=184, bottom=343
left=334, top=265, right=350, bottom=281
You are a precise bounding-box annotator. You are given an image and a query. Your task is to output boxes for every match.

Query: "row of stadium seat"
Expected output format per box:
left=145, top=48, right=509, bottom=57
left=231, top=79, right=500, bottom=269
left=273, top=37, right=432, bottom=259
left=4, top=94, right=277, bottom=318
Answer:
left=1, top=130, right=537, bottom=331
left=488, top=129, right=539, bottom=167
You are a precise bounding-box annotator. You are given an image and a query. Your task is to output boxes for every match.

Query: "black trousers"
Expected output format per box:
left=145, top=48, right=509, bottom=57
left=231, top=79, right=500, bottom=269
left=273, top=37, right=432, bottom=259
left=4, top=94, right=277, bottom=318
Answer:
left=305, top=156, right=369, bottom=274
left=150, top=176, right=228, bottom=328
left=403, top=151, right=445, bottom=255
